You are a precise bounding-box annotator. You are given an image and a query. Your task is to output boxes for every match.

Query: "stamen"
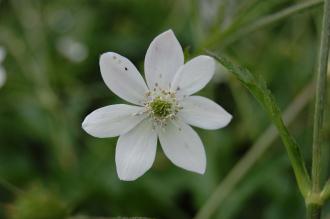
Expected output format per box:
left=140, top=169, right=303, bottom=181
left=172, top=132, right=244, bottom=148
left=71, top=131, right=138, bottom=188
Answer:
left=144, top=89, right=182, bottom=127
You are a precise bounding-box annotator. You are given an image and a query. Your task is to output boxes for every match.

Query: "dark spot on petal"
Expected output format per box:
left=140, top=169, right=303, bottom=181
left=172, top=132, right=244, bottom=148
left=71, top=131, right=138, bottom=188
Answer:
left=125, top=67, right=128, bottom=71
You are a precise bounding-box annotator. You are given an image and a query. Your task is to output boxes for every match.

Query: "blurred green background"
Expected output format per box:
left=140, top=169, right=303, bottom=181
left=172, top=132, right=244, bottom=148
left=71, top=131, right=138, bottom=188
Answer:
left=0, top=0, right=329, bottom=218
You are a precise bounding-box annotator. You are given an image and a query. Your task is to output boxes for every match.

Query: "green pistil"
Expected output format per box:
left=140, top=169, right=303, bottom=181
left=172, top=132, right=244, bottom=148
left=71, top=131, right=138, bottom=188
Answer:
left=149, top=96, right=172, bottom=118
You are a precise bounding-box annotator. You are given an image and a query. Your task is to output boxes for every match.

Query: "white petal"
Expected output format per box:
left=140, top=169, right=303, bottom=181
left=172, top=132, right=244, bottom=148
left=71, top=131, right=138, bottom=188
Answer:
left=0, top=66, right=6, bottom=88
left=82, top=104, right=145, bottom=138
left=100, top=52, right=148, bottom=105
left=144, top=29, right=184, bottom=90
left=158, top=119, right=206, bottom=174
left=171, top=55, right=215, bottom=96
left=179, top=96, right=232, bottom=130
left=116, top=119, right=157, bottom=181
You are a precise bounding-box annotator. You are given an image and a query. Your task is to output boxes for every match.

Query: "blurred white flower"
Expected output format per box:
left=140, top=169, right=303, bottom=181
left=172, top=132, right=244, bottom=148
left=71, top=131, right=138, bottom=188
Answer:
left=0, top=47, right=7, bottom=88
left=82, top=30, right=232, bottom=181
left=199, top=0, right=221, bottom=27
left=56, top=37, right=88, bottom=63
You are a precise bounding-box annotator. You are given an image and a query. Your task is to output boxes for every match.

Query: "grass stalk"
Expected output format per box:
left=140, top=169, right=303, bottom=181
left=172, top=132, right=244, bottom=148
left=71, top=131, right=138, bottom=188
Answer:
left=202, top=0, right=323, bottom=50
left=308, top=0, right=330, bottom=217
left=194, top=82, right=315, bottom=219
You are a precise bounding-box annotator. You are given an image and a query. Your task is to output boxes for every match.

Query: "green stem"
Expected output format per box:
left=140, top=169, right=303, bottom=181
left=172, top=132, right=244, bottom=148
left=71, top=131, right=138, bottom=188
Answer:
left=321, top=180, right=330, bottom=201
left=210, top=53, right=311, bottom=197
left=311, top=0, right=330, bottom=193
left=308, top=0, right=330, bottom=217
left=306, top=204, right=322, bottom=219
left=194, top=82, right=315, bottom=219
left=270, top=111, right=311, bottom=197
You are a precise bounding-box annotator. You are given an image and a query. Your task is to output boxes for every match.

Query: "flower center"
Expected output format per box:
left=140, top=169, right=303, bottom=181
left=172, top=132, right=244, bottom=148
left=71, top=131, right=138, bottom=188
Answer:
left=149, top=96, right=173, bottom=118
left=144, top=88, right=182, bottom=126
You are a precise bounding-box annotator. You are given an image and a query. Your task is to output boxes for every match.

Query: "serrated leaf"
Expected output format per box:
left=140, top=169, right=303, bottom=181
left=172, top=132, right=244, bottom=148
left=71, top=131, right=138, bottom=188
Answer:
left=209, top=52, right=311, bottom=197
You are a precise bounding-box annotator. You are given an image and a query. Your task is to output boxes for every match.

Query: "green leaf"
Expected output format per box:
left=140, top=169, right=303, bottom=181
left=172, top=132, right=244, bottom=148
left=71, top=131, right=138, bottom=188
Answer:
left=209, top=52, right=311, bottom=197
left=321, top=180, right=330, bottom=202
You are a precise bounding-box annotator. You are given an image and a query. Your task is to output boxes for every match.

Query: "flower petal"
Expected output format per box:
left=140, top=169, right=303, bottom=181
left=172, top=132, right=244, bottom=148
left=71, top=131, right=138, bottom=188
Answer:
left=116, top=119, right=157, bottom=181
left=179, top=96, right=232, bottom=130
left=82, top=104, right=146, bottom=138
left=100, top=52, right=148, bottom=105
left=144, top=29, right=184, bottom=90
left=158, top=119, right=206, bottom=174
left=171, top=55, right=215, bottom=96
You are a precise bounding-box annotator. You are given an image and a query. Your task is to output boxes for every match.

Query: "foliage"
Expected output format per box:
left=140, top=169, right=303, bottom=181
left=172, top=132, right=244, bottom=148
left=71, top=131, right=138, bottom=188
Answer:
left=0, top=0, right=329, bottom=219
left=7, top=185, right=68, bottom=219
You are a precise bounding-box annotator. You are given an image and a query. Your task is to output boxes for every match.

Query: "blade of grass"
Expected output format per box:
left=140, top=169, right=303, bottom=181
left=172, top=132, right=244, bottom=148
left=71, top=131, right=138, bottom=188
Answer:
left=321, top=180, right=330, bottom=201
left=201, top=0, right=323, bottom=51
left=311, top=0, right=330, bottom=196
left=307, top=0, right=330, bottom=217
left=209, top=52, right=311, bottom=196
left=194, top=81, right=315, bottom=219
left=222, top=0, right=323, bottom=47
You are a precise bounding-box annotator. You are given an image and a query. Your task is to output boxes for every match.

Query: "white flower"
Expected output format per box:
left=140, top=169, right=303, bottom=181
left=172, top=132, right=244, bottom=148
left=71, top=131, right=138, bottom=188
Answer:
left=0, top=47, right=7, bottom=88
left=56, top=37, right=88, bottom=63
left=82, top=30, right=232, bottom=181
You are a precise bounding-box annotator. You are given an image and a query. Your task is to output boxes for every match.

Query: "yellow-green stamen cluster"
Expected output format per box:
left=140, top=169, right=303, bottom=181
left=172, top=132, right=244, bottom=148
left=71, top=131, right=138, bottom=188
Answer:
left=143, top=87, right=182, bottom=127
left=149, top=96, right=173, bottom=118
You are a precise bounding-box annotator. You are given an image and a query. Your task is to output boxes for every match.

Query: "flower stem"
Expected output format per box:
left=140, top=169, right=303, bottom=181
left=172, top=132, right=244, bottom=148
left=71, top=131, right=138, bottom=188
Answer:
left=210, top=52, right=311, bottom=197
left=194, top=82, right=315, bottom=219
left=312, top=0, right=330, bottom=193
left=308, top=0, right=330, bottom=217
left=321, top=180, right=330, bottom=201
left=306, top=204, right=322, bottom=219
